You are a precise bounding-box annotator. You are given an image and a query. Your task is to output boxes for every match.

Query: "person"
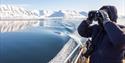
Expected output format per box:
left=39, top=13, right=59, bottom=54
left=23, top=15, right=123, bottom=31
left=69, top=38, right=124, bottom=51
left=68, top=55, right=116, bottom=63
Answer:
left=78, top=5, right=125, bottom=63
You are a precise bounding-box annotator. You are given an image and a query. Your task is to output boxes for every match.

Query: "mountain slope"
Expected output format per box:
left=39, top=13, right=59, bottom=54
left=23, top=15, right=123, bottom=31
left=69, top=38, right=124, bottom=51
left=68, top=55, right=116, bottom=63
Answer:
left=49, top=10, right=86, bottom=18
left=0, top=5, right=38, bottom=19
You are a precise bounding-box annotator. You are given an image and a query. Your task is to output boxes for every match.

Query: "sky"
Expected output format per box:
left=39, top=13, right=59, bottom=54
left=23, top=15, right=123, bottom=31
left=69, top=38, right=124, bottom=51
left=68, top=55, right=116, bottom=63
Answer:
left=1, top=0, right=125, bottom=16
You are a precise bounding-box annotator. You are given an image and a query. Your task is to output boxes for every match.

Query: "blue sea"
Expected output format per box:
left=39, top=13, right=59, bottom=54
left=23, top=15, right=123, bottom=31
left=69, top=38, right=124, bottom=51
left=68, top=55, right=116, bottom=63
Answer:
left=0, top=18, right=124, bottom=63
left=0, top=18, right=84, bottom=63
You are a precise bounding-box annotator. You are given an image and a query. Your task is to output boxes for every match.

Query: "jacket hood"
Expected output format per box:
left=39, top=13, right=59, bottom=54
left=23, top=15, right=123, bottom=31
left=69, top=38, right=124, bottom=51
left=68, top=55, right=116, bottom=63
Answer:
left=100, top=5, right=118, bottom=22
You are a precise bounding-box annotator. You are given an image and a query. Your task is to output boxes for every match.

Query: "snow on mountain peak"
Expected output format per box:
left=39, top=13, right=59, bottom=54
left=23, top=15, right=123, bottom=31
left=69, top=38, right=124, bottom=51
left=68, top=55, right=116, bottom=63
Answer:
left=0, top=5, right=38, bottom=19
left=49, top=10, right=87, bottom=18
left=39, top=10, right=54, bottom=17
left=0, top=5, right=87, bottom=19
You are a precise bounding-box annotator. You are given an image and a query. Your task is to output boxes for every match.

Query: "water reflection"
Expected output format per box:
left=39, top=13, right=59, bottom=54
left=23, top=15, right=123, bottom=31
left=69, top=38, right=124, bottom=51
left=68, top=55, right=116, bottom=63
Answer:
left=0, top=18, right=124, bottom=63
left=0, top=27, right=70, bottom=63
left=0, top=19, right=77, bottom=63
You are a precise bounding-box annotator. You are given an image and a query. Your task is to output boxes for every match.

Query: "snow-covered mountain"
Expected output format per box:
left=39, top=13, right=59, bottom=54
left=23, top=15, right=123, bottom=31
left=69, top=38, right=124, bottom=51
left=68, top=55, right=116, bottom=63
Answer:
left=39, top=10, right=54, bottom=17
left=0, top=5, right=39, bottom=19
left=0, top=5, right=87, bottom=19
left=80, top=11, right=88, bottom=17
left=0, top=5, right=40, bottom=32
left=49, top=10, right=64, bottom=17
left=49, top=10, right=86, bottom=18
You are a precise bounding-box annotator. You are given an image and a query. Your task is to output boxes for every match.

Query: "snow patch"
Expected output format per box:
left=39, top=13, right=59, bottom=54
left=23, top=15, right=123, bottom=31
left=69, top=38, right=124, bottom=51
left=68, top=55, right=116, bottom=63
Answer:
left=49, top=10, right=86, bottom=19
left=0, top=5, right=39, bottom=19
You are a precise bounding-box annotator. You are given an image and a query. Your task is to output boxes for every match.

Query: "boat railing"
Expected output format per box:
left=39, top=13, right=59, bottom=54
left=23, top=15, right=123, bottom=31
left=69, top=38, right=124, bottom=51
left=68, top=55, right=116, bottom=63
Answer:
left=64, top=33, right=87, bottom=63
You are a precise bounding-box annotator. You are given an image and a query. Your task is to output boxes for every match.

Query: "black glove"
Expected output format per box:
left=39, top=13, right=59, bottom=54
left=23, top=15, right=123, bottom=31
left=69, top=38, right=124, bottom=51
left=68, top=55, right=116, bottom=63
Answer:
left=85, top=11, right=97, bottom=24
left=96, top=10, right=110, bottom=24
left=85, top=19, right=92, bottom=25
left=87, top=11, right=97, bottom=23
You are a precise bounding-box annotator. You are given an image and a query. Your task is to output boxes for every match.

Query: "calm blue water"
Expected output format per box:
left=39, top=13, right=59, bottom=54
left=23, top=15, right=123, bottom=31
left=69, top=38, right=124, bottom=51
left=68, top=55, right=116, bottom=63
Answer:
left=0, top=18, right=124, bottom=63
left=0, top=27, right=70, bottom=63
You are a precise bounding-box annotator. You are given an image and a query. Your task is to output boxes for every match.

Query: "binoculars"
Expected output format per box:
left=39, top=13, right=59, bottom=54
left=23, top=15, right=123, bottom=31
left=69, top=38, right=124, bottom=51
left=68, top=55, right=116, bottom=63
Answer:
left=88, top=10, right=104, bottom=21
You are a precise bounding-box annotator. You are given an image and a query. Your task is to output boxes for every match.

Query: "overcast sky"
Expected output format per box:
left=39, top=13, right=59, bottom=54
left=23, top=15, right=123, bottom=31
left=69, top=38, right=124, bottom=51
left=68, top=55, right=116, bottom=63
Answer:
left=1, top=0, right=125, bottom=16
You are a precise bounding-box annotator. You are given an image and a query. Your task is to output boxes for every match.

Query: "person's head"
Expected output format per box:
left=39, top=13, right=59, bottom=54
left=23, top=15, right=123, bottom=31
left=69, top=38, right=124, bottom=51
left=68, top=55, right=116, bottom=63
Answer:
left=99, top=5, right=118, bottom=22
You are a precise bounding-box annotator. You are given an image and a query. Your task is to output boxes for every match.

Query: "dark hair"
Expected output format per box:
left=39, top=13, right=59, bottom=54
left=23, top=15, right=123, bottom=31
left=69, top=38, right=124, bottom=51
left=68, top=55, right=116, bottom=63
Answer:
left=100, top=5, right=118, bottom=22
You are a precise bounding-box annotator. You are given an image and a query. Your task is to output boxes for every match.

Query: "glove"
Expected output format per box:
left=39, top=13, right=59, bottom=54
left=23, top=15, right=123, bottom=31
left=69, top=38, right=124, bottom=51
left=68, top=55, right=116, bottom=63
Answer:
left=86, top=11, right=97, bottom=24
left=82, top=56, right=89, bottom=63
left=88, top=11, right=97, bottom=21
left=96, top=10, right=110, bottom=24
left=85, top=19, right=92, bottom=25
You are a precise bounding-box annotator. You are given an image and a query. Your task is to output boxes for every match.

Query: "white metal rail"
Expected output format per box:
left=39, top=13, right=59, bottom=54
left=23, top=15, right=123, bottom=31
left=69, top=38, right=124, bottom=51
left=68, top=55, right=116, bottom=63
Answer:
left=64, top=33, right=87, bottom=63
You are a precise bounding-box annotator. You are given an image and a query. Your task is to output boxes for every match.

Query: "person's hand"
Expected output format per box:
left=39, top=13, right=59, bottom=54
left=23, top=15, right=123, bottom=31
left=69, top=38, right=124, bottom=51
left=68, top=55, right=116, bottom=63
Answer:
left=85, top=19, right=92, bottom=25
left=87, top=11, right=97, bottom=24
left=82, top=56, right=89, bottom=63
left=88, top=11, right=97, bottom=21
left=97, top=10, right=110, bottom=24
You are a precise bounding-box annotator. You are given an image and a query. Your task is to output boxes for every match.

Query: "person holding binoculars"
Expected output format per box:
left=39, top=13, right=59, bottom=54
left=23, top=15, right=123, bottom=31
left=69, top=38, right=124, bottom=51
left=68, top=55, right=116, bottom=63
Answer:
left=78, top=5, right=125, bottom=63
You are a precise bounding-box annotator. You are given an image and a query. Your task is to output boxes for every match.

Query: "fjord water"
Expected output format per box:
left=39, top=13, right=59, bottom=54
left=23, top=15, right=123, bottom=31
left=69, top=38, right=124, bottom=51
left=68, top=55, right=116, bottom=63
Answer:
left=0, top=28, right=70, bottom=63
left=0, top=19, right=78, bottom=63
left=0, top=18, right=124, bottom=63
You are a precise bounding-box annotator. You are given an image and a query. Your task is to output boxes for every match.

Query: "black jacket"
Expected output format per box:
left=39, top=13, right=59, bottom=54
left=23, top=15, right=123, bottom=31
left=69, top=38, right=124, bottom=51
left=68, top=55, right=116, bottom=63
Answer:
left=78, top=21, right=125, bottom=63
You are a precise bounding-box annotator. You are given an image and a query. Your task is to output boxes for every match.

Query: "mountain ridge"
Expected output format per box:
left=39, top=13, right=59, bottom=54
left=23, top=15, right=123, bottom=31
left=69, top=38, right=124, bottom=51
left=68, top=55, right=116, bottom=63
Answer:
left=0, top=5, right=87, bottom=19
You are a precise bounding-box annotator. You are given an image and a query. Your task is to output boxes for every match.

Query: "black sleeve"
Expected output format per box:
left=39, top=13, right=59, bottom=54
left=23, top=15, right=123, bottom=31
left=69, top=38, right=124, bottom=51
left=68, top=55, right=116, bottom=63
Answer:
left=78, top=20, right=93, bottom=38
left=103, top=21, right=125, bottom=48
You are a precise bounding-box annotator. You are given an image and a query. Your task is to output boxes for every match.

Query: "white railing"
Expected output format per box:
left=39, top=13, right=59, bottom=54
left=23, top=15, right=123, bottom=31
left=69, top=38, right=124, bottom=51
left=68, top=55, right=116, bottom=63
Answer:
left=64, top=33, right=87, bottom=63
left=64, top=44, right=80, bottom=63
